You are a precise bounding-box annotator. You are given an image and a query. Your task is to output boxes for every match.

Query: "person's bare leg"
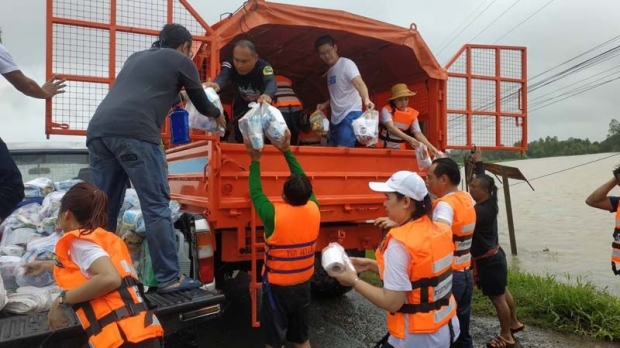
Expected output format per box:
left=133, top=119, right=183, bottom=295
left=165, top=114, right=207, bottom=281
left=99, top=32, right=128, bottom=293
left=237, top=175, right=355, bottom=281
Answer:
left=489, top=293, right=514, bottom=342
left=293, top=340, right=311, bottom=348
left=505, top=287, right=523, bottom=329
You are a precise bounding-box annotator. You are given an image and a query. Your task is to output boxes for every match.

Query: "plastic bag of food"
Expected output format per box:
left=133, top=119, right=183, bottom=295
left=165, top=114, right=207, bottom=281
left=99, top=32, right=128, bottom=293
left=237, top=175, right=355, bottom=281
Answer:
left=122, top=231, right=144, bottom=265
left=40, top=191, right=65, bottom=220
left=309, top=110, right=330, bottom=137
left=4, top=286, right=58, bottom=313
left=352, top=110, right=379, bottom=146
left=120, top=209, right=145, bottom=235
left=53, top=179, right=82, bottom=192
left=1, top=227, right=40, bottom=247
left=239, top=102, right=265, bottom=151
left=24, top=178, right=55, bottom=198
left=16, top=245, right=57, bottom=288
left=0, top=255, right=22, bottom=292
left=415, top=144, right=432, bottom=171
left=186, top=87, right=225, bottom=137
left=261, top=104, right=289, bottom=145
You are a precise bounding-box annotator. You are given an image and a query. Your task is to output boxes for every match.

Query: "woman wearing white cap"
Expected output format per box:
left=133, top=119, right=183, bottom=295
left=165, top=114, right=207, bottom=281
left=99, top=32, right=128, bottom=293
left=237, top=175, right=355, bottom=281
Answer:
left=330, top=171, right=460, bottom=348
left=377, top=83, right=439, bottom=155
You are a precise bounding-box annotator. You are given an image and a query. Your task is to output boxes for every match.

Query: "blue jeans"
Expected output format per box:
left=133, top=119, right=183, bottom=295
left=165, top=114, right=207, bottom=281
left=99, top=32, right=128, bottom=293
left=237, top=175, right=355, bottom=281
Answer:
left=328, top=110, right=362, bottom=147
left=88, top=137, right=179, bottom=288
left=452, top=269, right=474, bottom=348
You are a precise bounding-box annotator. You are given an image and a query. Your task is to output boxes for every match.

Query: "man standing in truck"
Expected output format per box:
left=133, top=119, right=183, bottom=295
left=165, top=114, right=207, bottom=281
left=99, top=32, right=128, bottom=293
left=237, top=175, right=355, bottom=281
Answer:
left=0, top=33, right=65, bottom=223
left=315, top=35, right=374, bottom=147
left=425, top=157, right=476, bottom=348
left=207, top=39, right=277, bottom=143
left=243, top=130, right=319, bottom=348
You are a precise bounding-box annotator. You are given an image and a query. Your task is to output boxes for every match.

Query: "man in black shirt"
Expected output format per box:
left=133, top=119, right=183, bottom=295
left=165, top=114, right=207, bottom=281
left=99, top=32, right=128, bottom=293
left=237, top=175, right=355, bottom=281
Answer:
left=208, top=40, right=277, bottom=142
left=469, top=147, right=523, bottom=348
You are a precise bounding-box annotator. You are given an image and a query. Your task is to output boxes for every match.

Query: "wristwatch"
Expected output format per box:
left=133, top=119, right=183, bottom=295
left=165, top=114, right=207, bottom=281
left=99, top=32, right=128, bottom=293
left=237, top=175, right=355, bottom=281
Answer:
left=59, top=290, right=68, bottom=306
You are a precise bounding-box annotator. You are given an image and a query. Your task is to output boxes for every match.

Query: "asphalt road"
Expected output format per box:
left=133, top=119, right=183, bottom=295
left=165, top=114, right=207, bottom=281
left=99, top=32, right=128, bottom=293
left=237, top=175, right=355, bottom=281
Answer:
left=168, top=273, right=617, bottom=348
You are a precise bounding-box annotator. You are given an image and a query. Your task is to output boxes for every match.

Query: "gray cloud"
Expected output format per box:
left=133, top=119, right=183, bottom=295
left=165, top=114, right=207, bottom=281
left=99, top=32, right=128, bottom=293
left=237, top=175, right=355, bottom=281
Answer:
left=1, top=0, right=618, bottom=144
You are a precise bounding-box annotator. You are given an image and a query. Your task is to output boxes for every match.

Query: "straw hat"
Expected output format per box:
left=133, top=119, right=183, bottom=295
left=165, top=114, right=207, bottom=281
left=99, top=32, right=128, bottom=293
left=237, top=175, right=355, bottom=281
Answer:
left=388, top=83, right=416, bottom=100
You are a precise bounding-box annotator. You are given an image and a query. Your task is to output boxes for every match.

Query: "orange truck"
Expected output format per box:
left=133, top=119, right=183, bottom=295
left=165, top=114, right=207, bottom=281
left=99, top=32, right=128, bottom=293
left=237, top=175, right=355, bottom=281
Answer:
left=1, top=0, right=528, bottom=345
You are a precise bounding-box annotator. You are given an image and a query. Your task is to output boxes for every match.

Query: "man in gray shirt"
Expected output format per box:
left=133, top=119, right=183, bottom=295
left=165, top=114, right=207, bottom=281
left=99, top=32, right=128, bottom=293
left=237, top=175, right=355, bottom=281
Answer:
left=87, top=24, right=223, bottom=293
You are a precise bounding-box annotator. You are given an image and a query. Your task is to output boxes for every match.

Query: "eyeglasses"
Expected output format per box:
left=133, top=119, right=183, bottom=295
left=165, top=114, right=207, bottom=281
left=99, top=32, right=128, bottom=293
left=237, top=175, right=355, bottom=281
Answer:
left=318, top=46, right=334, bottom=58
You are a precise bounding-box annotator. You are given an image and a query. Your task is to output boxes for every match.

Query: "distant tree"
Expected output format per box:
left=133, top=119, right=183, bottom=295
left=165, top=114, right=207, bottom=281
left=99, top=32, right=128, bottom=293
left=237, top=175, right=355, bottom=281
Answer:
left=608, top=119, right=620, bottom=138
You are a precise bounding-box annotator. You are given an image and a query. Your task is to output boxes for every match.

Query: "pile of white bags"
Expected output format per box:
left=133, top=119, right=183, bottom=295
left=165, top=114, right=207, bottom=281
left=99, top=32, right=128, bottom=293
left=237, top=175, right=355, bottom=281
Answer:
left=239, top=102, right=289, bottom=150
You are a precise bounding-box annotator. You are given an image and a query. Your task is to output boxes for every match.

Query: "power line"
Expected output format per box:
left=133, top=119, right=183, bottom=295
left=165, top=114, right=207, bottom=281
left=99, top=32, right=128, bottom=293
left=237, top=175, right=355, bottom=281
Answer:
left=469, top=0, right=523, bottom=43
left=435, top=0, right=492, bottom=52
left=437, top=0, right=499, bottom=56
left=529, top=75, right=620, bottom=113
left=493, top=0, right=556, bottom=44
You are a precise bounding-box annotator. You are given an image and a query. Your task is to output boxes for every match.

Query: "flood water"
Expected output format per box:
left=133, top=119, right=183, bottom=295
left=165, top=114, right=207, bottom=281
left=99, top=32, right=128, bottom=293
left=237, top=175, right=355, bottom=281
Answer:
left=484, top=152, right=620, bottom=296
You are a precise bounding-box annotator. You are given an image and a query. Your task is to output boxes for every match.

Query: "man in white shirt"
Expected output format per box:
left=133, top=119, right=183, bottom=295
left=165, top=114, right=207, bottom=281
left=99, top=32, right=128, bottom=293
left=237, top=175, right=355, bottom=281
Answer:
left=0, top=37, right=65, bottom=223
left=315, top=35, right=374, bottom=147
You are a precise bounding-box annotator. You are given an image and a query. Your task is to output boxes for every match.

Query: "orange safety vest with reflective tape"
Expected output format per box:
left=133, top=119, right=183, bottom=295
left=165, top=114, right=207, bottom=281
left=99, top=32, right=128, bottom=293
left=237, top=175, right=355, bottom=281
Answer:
left=378, top=105, right=419, bottom=149
left=273, top=75, right=303, bottom=109
left=375, top=216, right=457, bottom=337
left=434, top=192, right=476, bottom=271
left=612, top=208, right=620, bottom=275
left=54, top=228, right=163, bottom=348
left=263, top=201, right=320, bottom=285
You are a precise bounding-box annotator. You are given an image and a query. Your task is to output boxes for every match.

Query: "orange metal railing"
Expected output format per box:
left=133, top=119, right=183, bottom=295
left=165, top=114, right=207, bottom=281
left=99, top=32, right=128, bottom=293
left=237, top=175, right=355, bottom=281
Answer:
left=444, top=44, right=528, bottom=151
left=45, top=0, right=219, bottom=138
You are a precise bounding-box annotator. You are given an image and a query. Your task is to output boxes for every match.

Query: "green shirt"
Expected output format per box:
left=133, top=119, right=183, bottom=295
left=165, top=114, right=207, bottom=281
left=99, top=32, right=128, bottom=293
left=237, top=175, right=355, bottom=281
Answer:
left=249, top=150, right=318, bottom=239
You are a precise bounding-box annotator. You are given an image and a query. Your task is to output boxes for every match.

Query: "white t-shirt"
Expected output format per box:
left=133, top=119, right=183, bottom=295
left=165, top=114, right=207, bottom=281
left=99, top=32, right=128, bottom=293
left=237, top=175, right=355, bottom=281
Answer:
left=379, top=106, right=422, bottom=148
left=0, top=43, right=19, bottom=75
left=383, top=239, right=460, bottom=348
left=327, top=57, right=362, bottom=124
left=69, top=239, right=109, bottom=278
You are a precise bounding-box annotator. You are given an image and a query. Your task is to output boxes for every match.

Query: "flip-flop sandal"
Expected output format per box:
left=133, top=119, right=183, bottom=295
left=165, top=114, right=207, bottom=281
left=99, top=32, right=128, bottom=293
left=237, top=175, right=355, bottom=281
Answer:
left=157, top=275, right=202, bottom=294
left=510, top=324, right=525, bottom=335
left=486, top=335, right=516, bottom=348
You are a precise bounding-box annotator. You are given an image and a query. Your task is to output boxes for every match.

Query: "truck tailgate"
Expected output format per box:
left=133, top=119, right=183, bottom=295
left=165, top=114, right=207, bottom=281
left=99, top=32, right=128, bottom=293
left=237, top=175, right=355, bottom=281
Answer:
left=0, top=288, right=225, bottom=348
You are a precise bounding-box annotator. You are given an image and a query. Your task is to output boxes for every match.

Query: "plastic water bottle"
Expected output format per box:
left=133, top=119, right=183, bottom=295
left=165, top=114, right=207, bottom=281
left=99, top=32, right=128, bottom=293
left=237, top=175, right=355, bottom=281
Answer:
left=170, top=106, right=191, bottom=145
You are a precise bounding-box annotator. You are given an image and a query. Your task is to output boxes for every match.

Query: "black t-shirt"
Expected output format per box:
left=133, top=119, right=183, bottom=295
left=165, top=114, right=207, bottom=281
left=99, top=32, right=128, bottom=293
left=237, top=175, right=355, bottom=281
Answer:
left=87, top=48, right=220, bottom=145
left=214, top=58, right=277, bottom=118
left=471, top=161, right=499, bottom=257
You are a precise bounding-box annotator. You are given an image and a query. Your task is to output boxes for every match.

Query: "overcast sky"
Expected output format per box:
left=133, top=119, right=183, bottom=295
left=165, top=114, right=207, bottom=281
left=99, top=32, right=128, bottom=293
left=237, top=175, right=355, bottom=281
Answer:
left=1, top=0, right=619, bottom=145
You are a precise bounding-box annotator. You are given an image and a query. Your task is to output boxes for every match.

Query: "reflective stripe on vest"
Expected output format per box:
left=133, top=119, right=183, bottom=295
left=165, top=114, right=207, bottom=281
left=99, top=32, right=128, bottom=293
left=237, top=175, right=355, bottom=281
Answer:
left=263, top=202, right=321, bottom=285
left=435, top=192, right=477, bottom=271
left=54, top=228, right=163, bottom=347
left=375, top=216, right=457, bottom=337
left=274, top=76, right=302, bottom=108
left=613, top=209, right=620, bottom=275
left=378, top=106, right=419, bottom=149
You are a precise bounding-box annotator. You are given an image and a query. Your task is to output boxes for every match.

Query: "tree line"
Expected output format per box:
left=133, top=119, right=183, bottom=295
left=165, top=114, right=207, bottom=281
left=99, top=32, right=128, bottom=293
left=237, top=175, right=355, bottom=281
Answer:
left=447, top=119, right=620, bottom=161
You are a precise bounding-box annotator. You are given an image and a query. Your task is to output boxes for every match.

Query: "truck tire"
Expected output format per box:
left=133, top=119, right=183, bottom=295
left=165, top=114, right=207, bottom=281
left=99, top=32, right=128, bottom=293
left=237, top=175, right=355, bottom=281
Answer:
left=310, top=249, right=365, bottom=298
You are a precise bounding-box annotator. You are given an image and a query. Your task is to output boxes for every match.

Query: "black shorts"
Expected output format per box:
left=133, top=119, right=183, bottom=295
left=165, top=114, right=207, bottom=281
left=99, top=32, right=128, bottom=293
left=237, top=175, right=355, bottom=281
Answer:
left=475, top=247, right=508, bottom=297
left=261, top=280, right=311, bottom=347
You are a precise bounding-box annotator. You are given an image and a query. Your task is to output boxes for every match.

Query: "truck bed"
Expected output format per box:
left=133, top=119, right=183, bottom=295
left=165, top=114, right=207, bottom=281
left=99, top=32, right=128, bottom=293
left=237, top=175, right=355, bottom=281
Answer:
left=0, top=288, right=225, bottom=348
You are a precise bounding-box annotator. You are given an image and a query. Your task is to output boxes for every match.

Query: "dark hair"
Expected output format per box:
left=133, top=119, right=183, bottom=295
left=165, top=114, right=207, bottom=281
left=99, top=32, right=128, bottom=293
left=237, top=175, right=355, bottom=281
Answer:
left=394, top=192, right=433, bottom=221
left=315, top=35, right=335, bottom=50
left=283, top=174, right=313, bottom=206
left=59, top=182, right=108, bottom=234
left=152, top=23, right=192, bottom=49
left=474, top=174, right=498, bottom=213
left=233, top=39, right=257, bottom=55
left=431, top=158, right=461, bottom=185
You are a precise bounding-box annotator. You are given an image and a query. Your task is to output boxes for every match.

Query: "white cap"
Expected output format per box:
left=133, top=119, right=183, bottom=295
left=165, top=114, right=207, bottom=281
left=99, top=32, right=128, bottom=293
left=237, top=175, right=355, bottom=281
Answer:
left=368, top=171, right=428, bottom=201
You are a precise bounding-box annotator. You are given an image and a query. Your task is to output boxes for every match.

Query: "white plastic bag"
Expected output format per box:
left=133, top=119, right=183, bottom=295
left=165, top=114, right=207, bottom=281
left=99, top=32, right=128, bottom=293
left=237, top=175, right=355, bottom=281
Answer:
left=352, top=110, right=379, bottom=146
left=239, top=102, right=265, bottom=151
left=0, top=255, right=22, bottom=293
left=53, top=179, right=82, bottom=191
left=309, top=110, right=330, bottom=137
left=186, top=87, right=225, bottom=136
left=24, top=178, right=55, bottom=198
left=40, top=191, right=65, bottom=220
left=415, top=144, right=432, bottom=170
left=261, top=104, right=289, bottom=145
left=4, top=286, right=59, bottom=313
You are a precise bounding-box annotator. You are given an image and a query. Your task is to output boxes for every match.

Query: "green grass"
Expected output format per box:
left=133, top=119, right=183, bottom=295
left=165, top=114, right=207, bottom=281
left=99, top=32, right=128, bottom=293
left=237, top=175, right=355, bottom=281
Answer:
left=359, top=251, right=620, bottom=342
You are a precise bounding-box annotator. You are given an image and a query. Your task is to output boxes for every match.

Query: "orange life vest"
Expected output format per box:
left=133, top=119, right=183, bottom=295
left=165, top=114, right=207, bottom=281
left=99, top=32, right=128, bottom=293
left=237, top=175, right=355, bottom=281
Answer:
left=273, top=75, right=303, bottom=109
left=378, top=105, right=420, bottom=149
left=263, top=201, right=320, bottom=286
left=612, top=208, right=620, bottom=275
left=434, top=192, right=476, bottom=271
left=54, top=228, right=163, bottom=348
left=375, top=216, right=457, bottom=337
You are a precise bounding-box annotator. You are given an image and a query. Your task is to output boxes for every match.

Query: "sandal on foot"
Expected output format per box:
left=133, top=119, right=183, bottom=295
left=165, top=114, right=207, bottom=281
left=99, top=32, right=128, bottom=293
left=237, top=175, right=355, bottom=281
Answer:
left=510, top=324, right=525, bottom=335
left=486, top=335, right=515, bottom=348
left=157, top=275, right=202, bottom=294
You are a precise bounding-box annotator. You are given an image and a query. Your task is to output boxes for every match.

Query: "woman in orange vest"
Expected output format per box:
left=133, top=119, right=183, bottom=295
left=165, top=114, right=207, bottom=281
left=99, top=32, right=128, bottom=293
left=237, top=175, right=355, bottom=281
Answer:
left=24, top=183, right=163, bottom=348
left=330, top=171, right=459, bottom=348
left=378, top=83, right=439, bottom=154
